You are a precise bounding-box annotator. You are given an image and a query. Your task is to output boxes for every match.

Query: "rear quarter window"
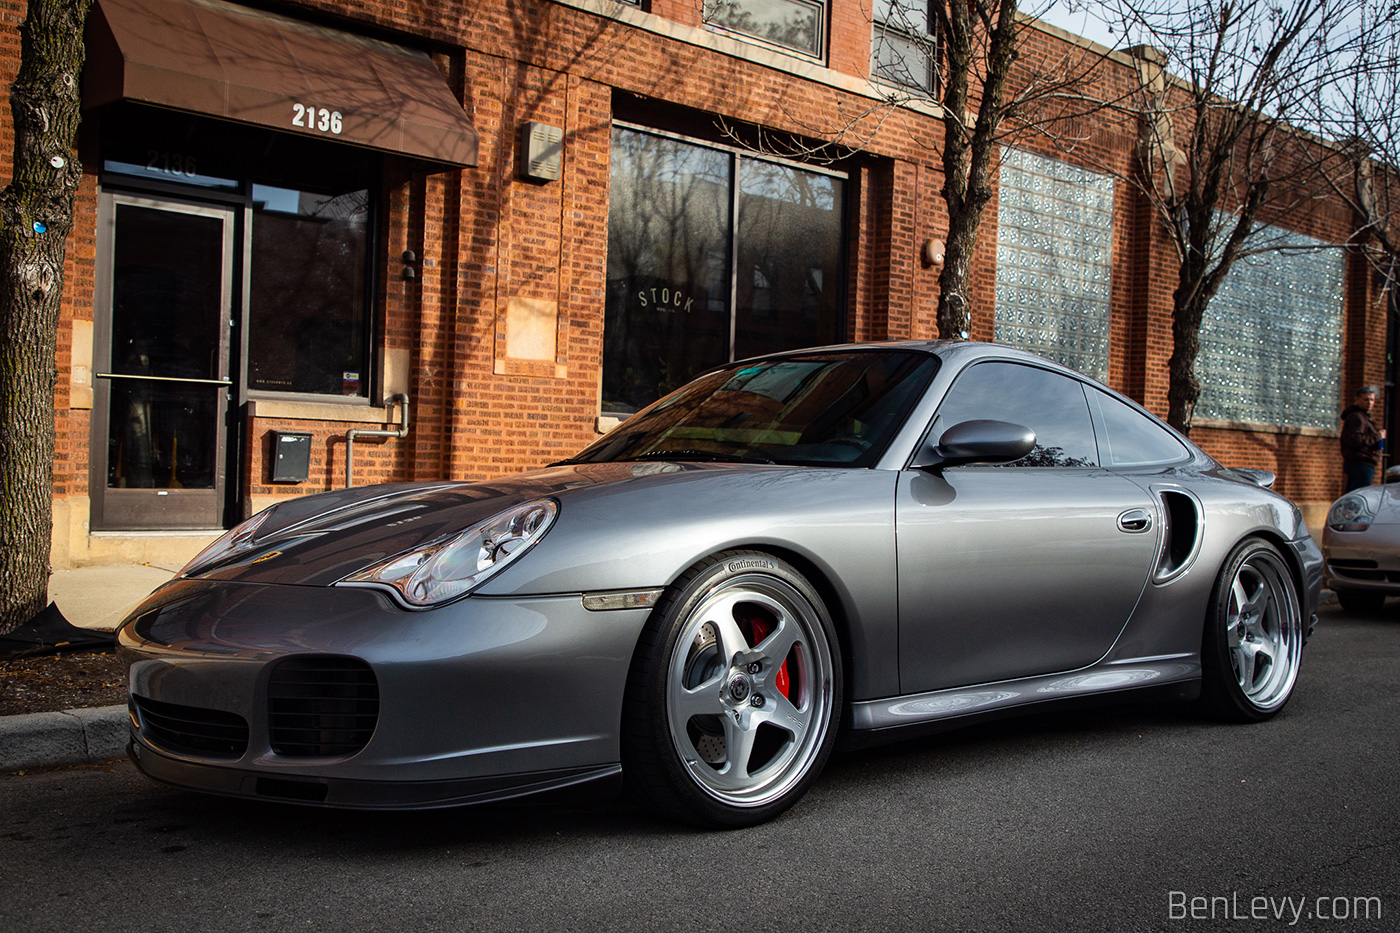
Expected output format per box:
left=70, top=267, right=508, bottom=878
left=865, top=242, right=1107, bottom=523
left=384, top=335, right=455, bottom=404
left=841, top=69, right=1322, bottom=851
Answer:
left=1088, top=388, right=1191, bottom=468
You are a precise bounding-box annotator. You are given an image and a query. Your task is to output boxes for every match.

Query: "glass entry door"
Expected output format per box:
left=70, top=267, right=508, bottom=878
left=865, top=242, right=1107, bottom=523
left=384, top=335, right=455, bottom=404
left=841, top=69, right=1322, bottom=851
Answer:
left=92, top=195, right=235, bottom=529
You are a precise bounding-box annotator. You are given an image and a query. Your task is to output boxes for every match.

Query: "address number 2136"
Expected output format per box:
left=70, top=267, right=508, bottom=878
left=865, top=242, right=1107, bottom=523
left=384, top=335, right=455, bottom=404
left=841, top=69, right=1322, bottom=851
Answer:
left=292, top=104, right=343, bottom=135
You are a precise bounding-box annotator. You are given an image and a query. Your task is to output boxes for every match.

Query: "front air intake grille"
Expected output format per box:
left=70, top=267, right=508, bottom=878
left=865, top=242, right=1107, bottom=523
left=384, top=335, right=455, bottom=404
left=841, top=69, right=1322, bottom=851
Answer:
left=133, top=695, right=249, bottom=758
left=267, top=657, right=379, bottom=757
left=1327, top=559, right=1396, bottom=583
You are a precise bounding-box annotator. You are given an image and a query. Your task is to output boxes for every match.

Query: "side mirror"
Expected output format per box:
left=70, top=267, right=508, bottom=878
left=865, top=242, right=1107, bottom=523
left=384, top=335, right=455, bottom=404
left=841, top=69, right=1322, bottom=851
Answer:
left=912, top=419, right=1036, bottom=472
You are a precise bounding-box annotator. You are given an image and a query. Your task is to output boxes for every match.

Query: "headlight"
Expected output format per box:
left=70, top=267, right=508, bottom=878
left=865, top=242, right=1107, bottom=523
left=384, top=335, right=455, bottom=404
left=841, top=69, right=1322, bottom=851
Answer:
left=179, top=508, right=275, bottom=577
left=337, top=498, right=559, bottom=608
left=1328, top=494, right=1375, bottom=532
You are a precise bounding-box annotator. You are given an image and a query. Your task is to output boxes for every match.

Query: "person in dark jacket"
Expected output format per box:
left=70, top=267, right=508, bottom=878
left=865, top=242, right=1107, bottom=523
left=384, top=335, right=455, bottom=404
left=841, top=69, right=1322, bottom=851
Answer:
left=1341, top=385, right=1385, bottom=491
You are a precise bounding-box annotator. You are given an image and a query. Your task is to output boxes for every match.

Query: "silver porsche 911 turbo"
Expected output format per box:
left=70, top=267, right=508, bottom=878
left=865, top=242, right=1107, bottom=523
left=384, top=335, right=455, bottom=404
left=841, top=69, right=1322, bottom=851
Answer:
left=117, top=341, right=1322, bottom=826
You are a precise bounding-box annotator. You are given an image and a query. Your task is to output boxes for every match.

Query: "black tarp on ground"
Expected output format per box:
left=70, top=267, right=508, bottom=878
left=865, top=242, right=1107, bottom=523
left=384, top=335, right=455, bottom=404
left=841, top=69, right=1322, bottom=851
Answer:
left=0, top=603, right=114, bottom=659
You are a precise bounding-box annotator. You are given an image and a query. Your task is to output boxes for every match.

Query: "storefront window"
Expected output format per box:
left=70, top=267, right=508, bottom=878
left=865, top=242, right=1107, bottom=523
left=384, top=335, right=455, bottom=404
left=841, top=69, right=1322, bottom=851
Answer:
left=248, top=185, right=371, bottom=395
left=98, top=106, right=377, bottom=401
left=605, top=126, right=846, bottom=415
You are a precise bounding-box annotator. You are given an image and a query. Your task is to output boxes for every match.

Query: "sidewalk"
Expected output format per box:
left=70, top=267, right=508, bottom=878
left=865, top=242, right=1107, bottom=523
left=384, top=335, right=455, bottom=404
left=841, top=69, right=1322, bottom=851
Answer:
left=2, top=563, right=174, bottom=773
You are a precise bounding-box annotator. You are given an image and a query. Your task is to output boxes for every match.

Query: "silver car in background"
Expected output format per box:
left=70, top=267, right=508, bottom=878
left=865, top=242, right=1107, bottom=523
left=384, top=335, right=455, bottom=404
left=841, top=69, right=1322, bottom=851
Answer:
left=118, top=341, right=1322, bottom=826
left=1322, top=466, right=1400, bottom=613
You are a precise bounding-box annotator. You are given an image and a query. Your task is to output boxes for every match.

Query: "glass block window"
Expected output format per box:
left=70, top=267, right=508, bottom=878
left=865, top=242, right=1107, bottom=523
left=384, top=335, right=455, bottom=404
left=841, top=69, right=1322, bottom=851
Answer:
left=1195, top=228, right=1343, bottom=429
left=703, top=0, right=827, bottom=59
left=994, top=148, right=1116, bottom=380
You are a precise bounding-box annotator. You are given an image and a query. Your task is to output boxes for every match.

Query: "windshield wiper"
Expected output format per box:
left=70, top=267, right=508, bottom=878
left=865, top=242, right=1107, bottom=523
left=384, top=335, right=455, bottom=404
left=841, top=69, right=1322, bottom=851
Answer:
left=627, top=449, right=776, bottom=465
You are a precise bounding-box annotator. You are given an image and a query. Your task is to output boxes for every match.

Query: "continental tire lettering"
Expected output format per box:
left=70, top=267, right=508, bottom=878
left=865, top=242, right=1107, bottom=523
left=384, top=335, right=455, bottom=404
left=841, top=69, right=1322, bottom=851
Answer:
left=728, top=559, right=776, bottom=573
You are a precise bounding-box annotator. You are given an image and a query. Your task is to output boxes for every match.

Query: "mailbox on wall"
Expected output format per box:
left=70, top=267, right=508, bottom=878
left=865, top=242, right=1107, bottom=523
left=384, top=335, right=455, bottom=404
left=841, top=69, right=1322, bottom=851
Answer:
left=270, top=431, right=312, bottom=483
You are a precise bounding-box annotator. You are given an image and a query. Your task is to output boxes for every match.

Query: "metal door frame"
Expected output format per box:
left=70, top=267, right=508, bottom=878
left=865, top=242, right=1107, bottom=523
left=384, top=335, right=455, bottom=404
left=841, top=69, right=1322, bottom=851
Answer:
left=90, top=192, right=237, bottom=530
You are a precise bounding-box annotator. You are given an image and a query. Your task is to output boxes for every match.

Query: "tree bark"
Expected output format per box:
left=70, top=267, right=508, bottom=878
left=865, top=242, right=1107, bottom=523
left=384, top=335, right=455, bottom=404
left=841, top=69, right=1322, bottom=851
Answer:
left=934, top=0, right=1018, bottom=340
left=0, top=0, right=92, bottom=633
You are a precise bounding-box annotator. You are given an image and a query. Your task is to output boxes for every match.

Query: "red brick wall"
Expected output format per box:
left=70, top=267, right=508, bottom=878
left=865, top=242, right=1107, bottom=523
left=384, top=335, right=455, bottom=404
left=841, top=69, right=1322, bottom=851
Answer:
left=6, top=0, right=1384, bottom=542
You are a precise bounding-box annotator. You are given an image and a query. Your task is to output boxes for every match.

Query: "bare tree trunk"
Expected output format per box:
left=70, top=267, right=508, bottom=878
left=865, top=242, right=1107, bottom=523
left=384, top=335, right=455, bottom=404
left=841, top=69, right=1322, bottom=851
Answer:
left=0, top=0, right=91, bottom=633
left=934, top=0, right=1018, bottom=340
left=1166, top=289, right=1206, bottom=432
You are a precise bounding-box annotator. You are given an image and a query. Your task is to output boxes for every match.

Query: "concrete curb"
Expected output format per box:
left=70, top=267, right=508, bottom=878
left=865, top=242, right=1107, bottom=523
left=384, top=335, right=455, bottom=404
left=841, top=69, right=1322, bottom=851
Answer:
left=1, top=705, right=128, bottom=772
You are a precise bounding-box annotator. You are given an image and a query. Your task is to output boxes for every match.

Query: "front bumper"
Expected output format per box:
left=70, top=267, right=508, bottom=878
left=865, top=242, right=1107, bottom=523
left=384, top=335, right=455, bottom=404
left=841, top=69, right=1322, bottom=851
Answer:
left=1321, top=527, right=1400, bottom=596
left=117, top=578, right=650, bottom=808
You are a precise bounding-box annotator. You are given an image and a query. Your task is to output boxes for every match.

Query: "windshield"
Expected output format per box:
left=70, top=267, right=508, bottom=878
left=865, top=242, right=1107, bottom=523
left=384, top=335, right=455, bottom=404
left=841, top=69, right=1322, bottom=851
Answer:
left=568, top=350, right=939, bottom=468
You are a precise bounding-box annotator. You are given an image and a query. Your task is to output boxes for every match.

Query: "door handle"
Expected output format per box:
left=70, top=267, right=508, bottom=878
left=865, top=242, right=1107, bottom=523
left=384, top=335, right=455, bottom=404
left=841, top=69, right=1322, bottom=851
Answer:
left=1118, top=508, right=1153, bottom=533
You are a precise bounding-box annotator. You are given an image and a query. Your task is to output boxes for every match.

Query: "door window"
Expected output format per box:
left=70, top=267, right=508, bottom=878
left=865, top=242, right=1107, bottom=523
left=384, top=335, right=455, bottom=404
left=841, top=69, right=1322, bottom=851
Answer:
left=932, top=361, right=1099, bottom=467
left=95, top=197, right=234, bottom=529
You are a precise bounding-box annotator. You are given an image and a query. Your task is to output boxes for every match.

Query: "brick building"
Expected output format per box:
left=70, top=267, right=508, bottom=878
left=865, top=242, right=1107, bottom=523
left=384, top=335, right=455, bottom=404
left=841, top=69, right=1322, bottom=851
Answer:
left=2, top=0, right=1387, bottom=567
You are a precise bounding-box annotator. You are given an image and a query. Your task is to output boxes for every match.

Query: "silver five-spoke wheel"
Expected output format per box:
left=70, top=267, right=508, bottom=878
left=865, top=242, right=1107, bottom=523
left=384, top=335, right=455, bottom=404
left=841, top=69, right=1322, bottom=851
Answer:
left=1204, top=538, right=1303, bottom=720
left=623, top=551, right=841, bottom=826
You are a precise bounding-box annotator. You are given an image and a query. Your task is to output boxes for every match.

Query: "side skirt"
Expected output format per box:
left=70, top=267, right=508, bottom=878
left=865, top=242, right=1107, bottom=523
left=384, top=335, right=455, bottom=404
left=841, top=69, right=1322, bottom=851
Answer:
left=843, top=657, right=1201, bottom=750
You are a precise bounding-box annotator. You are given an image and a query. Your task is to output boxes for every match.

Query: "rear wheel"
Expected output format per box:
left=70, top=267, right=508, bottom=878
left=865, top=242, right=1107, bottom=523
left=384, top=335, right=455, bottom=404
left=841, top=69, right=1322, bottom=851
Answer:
left=1336, top=590, right=1386, bottom=614
left=621, top=551, right=841, bottom=827
left=1201, top=538, right=1304, bottom=721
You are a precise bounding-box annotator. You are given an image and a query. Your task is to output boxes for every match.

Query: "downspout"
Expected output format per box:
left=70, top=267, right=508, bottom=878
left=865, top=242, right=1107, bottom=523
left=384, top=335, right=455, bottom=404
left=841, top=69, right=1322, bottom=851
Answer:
left=346, top=393, right=410, bottom=487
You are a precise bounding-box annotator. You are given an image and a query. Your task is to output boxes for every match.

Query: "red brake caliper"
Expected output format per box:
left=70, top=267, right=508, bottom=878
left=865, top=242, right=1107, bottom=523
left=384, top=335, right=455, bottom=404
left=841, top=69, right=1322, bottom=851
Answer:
left=747, top=616, right=791, bottom=699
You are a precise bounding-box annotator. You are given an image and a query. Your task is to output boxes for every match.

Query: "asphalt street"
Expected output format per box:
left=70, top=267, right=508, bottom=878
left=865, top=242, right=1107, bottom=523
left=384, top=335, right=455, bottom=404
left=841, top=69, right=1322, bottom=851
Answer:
left=2, top=601, right=1396, bottom=933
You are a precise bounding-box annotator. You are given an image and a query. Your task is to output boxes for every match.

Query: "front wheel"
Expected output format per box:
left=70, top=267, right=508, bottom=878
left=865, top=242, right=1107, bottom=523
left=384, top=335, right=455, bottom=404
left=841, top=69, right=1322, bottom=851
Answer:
left=621, top=551, right=842, bottom=827
left=1201, top=538, right=1304, bottom=722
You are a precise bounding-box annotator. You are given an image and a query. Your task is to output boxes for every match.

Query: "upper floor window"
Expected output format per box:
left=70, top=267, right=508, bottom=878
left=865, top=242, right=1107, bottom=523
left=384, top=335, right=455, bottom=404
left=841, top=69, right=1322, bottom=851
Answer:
left=703, top=0, right=826, bottom=59
left=871, top=0, right=936, bottom=91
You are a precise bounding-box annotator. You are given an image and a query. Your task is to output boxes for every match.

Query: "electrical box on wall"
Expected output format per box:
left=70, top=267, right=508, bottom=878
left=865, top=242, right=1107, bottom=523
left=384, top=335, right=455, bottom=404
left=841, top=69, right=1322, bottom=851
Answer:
left=270, top=431, right=312, bottom=483
left=520, top=122, right=563, bottom=182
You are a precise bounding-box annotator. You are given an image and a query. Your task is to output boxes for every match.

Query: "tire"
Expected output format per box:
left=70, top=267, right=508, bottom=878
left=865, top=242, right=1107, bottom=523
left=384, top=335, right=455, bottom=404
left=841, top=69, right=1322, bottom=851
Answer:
left=1336, top=589, right=1386, bottom=614
left=621, top=550, right=842, bottom=827
left=1201, top=538, right=1305, bottom=722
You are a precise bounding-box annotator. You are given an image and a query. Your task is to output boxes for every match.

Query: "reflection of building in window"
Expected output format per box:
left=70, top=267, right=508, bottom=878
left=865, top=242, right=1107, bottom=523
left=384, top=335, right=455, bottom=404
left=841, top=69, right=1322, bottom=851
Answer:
left=871, top=0, right=936, bottom=92
left=1195, top=227, right=1343, bottom=430
left=994, top=147, right=1115, bottom=381
left=702, top=0, right=827, bottom=59
left=248, top=185, right=371, bottom=397
left=604, top=125, right=846, bottom=415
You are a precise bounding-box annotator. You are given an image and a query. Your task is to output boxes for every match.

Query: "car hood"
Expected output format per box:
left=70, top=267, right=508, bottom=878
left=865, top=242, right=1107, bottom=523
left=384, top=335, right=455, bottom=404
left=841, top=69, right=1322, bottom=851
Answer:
left=187, top=462, right=763, bottom=587
left=1362, top=483, right=1400, bottom=525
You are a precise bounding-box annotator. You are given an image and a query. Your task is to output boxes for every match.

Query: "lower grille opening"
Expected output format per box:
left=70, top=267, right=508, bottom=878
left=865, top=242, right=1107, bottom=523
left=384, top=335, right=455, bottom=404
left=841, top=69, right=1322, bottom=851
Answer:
left=268, top=656, right=379, bottom=758
left=133, top=695, right=249, bottom=758
left=255, top=777, right=330, bottom=803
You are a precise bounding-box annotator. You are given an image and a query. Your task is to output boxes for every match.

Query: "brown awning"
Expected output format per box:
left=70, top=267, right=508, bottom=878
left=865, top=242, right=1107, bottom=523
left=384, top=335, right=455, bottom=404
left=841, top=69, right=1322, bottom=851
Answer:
left=84, top=0, right=478, bottom=167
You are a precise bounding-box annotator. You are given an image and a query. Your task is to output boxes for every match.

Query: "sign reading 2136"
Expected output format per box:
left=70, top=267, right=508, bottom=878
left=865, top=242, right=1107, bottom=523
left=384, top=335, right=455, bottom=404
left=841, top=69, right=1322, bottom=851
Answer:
left=292, top=103, right=344, bottom=135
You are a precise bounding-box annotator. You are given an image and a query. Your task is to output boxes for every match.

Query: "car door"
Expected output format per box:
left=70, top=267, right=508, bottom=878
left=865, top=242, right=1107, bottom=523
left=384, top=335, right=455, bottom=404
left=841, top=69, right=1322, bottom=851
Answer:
left=896, top=360, right=1161, bottom=694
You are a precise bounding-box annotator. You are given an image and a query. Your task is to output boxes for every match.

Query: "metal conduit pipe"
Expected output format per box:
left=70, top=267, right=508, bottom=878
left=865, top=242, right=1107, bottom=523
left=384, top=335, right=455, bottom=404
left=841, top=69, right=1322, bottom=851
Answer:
left=345, top=393, right=410, bottom=487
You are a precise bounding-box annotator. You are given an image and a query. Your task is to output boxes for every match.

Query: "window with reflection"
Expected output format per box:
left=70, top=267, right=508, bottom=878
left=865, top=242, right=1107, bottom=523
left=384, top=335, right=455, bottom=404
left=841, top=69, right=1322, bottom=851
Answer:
left=703, top=0, right=826, bottom=58
left=248, top=185, right=371, bottom=396
left=1088, top=388, right=1190, bottom=468
left=572, top=350, right=938, bottom=468
left=872, top=0, right=936, bottom=91
left=932, top=361, right=1099, bottom=467
left=605, top=126, right=846, bottom=415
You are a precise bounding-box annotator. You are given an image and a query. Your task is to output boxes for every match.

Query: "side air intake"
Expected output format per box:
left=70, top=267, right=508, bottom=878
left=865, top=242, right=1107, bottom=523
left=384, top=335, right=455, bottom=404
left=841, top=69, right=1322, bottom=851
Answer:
left=1153, top=488, right=1202, bottom=584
